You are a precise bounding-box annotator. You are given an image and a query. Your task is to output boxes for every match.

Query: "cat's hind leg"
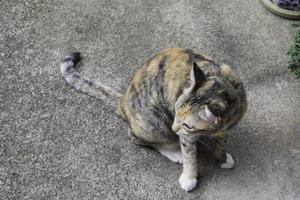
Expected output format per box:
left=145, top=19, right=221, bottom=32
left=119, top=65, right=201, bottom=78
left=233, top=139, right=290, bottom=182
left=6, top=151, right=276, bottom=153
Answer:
left=128, top=128, right=182, bottom=163
left=153, top=143, right=183, bottom=164
left=127, top=128, right=150, bottom=146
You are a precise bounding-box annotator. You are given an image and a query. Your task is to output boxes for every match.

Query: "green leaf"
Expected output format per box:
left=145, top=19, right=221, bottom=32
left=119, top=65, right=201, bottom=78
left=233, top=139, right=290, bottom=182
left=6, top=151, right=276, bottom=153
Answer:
left=287, top=23, right=300, bottom=78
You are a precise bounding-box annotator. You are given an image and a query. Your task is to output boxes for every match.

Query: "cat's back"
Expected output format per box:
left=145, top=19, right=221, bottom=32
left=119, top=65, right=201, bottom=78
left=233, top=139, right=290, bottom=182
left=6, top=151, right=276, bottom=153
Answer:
left=119, top=48, right=220, bottom=119
left=120, top=47, right=246, bottom=111
left=125, top=48, right=215, bottom=104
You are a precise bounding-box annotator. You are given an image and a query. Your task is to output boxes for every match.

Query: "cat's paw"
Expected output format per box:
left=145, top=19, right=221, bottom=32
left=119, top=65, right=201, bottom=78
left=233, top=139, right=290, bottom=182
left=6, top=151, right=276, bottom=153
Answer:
left=155, top=146, right=183, bottom=164
left=179, top=174, right=197, bottom=192
left=220, top=153, right=235, bottom=169
left=168, top=151, right=183, bottom=164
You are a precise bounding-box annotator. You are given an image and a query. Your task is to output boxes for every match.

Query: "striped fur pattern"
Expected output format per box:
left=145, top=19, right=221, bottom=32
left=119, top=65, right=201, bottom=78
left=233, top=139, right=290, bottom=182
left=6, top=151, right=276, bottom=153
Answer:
left=119, top=48, right=246, bottom=145
left=60, top=52, right=122, bottom=110
left=60, top=48, right=247, bottom=192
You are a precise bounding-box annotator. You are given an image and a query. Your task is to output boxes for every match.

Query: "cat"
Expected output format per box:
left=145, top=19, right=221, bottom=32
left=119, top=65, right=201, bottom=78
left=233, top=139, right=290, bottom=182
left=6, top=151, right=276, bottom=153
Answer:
left=60, top=48, right=247, bottom=191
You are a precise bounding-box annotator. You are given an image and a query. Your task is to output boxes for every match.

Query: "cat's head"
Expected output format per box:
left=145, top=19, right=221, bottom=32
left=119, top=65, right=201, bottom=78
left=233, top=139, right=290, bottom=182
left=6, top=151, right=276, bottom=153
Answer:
left=172, top=63, right=239, bottom=136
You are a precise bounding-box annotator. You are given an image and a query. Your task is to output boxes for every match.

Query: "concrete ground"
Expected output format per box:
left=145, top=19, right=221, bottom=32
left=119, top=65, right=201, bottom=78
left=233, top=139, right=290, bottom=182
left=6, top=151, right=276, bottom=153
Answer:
left=1, top=0, right=300, bottom=199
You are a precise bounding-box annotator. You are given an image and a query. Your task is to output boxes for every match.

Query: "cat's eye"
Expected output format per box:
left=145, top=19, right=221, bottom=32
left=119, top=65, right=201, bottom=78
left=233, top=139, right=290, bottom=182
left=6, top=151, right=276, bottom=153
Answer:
left=182, top=123, right=193, bottom=130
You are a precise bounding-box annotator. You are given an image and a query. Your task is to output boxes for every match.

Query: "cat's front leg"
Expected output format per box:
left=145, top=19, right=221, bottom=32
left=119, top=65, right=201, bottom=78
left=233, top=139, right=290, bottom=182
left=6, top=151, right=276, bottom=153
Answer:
left=212, top=136, right=235, bottom=169
left=179, top=136, right=198, bottom=192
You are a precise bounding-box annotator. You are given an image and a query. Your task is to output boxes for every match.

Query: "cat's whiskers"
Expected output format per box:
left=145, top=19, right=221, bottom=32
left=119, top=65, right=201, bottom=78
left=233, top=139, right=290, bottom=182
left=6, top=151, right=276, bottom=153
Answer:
left=189, top=135, right=214, bottom=153
left=179, top=132, right=214, bottom=153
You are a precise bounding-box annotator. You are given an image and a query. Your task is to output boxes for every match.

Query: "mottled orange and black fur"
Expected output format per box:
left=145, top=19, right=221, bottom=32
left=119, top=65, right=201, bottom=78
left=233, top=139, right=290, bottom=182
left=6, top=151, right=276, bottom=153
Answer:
left=60, top=48, right=247, bottom=192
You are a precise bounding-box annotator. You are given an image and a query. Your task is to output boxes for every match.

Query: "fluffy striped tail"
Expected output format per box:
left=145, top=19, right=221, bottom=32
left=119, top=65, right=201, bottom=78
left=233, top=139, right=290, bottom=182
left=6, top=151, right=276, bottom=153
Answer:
left=60, top=52, right=122, bottom=110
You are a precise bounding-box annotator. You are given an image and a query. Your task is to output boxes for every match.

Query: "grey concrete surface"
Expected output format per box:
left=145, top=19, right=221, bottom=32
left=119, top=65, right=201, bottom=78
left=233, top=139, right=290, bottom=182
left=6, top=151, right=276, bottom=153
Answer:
left=1, top=0, right=300, bottom=199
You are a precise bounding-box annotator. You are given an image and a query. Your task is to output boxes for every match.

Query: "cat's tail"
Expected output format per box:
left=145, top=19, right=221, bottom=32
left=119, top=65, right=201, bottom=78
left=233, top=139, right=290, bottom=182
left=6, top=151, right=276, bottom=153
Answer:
left=60, top=52, right=123, bottom=110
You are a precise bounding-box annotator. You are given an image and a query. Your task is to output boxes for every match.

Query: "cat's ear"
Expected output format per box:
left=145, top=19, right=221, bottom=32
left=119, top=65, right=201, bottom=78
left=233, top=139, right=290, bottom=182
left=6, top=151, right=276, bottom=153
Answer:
left=175, top=63, right=205, bottom=111
left=185, top=62, right=205, bottom=94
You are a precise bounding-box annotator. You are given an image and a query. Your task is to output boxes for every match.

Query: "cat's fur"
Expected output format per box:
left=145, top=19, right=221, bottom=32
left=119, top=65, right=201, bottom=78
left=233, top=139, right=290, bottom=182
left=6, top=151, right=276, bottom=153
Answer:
left=60, top=48, right=247, bottom=191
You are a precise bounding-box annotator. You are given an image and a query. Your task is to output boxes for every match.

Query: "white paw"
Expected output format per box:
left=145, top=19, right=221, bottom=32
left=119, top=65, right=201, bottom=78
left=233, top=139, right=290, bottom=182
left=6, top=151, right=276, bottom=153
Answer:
left=220, top=153, right=235, bottom=169
left=156, top=147, right=183, bottom=164
left=179, top=175, right=197, bottom=192
left=167, top=151, right=183, bottom=164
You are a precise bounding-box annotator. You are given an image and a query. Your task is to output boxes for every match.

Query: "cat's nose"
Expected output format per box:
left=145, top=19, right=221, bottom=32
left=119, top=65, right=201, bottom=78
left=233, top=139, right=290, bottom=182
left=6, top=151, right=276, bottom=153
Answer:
left=172, top=122, right=180, bottom=132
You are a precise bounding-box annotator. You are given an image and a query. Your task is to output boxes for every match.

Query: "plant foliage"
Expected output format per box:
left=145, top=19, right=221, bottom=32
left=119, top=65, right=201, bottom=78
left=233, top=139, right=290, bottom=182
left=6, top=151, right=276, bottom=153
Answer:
left=287, top=22, right=300, bottom=78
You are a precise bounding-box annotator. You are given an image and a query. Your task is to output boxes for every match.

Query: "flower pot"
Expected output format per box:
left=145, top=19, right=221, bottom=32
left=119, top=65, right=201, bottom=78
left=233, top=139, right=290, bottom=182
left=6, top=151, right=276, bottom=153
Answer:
left=261, top=0, right=300, bottom=19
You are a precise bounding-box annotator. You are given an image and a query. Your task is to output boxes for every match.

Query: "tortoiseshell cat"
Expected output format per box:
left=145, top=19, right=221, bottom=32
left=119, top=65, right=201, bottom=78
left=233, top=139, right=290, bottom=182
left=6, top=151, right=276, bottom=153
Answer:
left=60, top=48, right=247, bottom=191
